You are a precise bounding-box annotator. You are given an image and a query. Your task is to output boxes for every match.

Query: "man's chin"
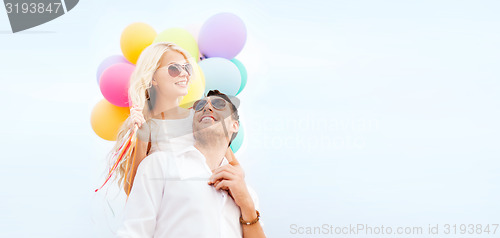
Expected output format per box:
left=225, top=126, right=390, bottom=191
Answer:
left=194, top=123, right=227, bottom=139
left=194, top=123, right=218, bottom=135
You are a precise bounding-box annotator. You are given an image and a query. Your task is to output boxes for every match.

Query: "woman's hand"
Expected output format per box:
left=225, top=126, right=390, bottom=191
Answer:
left=129, top=106, right=146, bottom=128
left=225, top=147, right=245, bottom=178
left=208, top=164, right=254, bottom=209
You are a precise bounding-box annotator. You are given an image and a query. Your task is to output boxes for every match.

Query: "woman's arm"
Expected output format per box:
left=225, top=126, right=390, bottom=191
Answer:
left=225, top=147, right=245, bottom=178
left=209, top=165, right=266, bottom=238
left=240, top=201, right=266, bottom=238
left=124, top=138, right=148, bottom=195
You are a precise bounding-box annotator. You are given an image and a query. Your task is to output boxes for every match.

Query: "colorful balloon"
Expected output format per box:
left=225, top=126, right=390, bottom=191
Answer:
left=179, top=64, right=206, bottom=109
left=96, top=55, right=131, bottom=84
left=120, top=22, right=157, bottom=64
left=99, top=63, right=135, bottom=107
left=230, top=123, right=244, bottom=153
left=184, top=23, right=202, bottom=44
left=91, top=99, right=130, bottom=141
left=154, top=28, right=199, bottom=62
left=198, top=13, right=247, bottom=59
left=230, top=58, right=247, bottom=95
left=199, top=57, right=241, bottom=96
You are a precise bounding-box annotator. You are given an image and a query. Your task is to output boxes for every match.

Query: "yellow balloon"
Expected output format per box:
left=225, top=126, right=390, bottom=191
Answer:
left=91, top=99, right=130, bottom=141
left=180, top=64, right=205, bottom=109
left=120, top=23, right=157, bottom=64
left=154, top=28, right=199, bottom=61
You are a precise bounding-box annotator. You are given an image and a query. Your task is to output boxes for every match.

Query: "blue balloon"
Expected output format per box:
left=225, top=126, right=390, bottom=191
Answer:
left=230, top=123, right=244, bottom=153
left=199, top=57, right=241, bottom=96
left=231, top=58, right=247, bottom=95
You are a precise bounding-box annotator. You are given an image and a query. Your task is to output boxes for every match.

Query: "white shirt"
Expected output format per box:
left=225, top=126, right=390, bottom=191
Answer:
left=136, top=110, right=195, bottom=154
left=116, top=146, right=260, bottom=238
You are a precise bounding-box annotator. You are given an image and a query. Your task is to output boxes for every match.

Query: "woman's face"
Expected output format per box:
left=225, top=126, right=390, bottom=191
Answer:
left=152, top=50, right=191, bottom=100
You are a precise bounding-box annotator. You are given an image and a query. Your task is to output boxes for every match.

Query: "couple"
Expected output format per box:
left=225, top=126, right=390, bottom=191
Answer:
left=111, top=42, right=265, bottom=237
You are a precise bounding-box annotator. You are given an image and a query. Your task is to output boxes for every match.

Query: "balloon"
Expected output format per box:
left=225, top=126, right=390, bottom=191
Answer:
left=91, top=99, right=130, bottom=141
left=184, top=23, right=202, bottom=44
left=179, top=63, right=206, bottom=109
left=99, top=63, right=135, bottom=107
left=199, top=57, right=241, bottom=96
left=154, top=28, right=199, bottom=62
left=230, top=58, right=247, bottom=95
left=120, top=23, right=157, bottom=64
left=198, top=13, right=247, bottom=59
left=230, top=123, right=244, bottom=153
left=96, top=55, right=131, bottom=84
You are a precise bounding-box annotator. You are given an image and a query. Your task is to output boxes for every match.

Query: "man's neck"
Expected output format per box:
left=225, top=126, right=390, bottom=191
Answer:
left=194, top=139, right=228, bottom=172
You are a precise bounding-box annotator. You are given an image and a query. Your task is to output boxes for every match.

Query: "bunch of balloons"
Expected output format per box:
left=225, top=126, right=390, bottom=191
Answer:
left=91, top=13, right=247, bottom=152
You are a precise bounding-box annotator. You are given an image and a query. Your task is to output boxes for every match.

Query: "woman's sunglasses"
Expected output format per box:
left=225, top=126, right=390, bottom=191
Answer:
left=193, top=98, right=227, bottom=112
left=159, top=63, right=193, bottom=77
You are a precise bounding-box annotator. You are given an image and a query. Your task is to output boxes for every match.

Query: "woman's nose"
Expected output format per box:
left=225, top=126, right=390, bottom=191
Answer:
left=178, top=67, right=189, bottom=77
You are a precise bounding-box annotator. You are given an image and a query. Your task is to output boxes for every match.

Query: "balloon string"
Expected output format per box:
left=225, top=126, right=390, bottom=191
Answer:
left=95, top=126, right=137, bottom=192
left=109, top=129, right=132, bottom=164
left=122, top=126, right=138, bottom=191
left=95, top=138, right=131, bottom=192
left=126, top=135, right=138, bottom=197
left=122, top=144, right=134, bottom=194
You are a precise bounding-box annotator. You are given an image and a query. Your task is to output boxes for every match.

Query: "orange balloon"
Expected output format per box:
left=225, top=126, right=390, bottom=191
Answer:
left=91, top=99, right=130, bottom=141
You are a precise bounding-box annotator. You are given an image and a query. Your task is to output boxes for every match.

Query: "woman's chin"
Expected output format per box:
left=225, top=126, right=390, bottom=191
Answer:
left=172, top=90, right=188, bottom=99
left=179, top=89, right=189, bottom=96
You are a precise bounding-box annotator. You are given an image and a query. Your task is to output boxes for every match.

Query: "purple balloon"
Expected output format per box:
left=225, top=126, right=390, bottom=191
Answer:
left=198, top=13, right=247, bottom=59
left=96, top=55, right=132, bottom=84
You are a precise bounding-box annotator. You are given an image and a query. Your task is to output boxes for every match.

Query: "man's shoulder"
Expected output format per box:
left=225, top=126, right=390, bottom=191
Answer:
left=143, top=151, right=175, bottom=164
left=138, top=151, right=173, bottom=170
left=139, top=146, right=200, bottom=171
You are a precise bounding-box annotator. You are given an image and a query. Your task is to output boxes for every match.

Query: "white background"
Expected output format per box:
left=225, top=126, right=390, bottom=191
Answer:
left=0, top=0, right=499, bottom=237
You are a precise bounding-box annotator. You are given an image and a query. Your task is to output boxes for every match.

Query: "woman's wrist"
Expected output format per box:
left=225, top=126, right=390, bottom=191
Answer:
left=240, top=201, right=257, bottom=221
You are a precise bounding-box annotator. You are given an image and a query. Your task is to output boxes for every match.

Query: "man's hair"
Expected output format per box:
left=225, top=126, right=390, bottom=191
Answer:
left=206, top=90, right=239, bottom=146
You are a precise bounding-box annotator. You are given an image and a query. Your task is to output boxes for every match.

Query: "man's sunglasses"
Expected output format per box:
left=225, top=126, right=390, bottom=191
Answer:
left=159, top=63, right=193, bottom=77
left=193, top=98, right=227, bottom=112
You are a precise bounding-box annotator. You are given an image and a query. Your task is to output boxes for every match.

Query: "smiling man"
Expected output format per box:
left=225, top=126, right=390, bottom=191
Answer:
left=116, top=90, right=265, bottom=238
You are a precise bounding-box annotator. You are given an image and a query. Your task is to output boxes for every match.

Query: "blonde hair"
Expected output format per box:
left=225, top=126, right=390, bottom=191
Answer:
left=110, top=42, right=195, bottom=190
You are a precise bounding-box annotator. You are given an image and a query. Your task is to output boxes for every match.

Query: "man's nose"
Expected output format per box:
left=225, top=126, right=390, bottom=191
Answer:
left=202, top=100, right=214, bottom=112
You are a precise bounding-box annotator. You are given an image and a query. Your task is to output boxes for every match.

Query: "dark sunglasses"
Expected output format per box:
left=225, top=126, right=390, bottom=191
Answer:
left=164, top=63, right=193, bottom=77
left=193, top=98, right=227, bottom=112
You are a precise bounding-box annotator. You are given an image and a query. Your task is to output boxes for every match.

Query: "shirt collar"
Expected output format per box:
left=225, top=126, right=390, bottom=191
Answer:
left=177, top=145, right=229, bottom=175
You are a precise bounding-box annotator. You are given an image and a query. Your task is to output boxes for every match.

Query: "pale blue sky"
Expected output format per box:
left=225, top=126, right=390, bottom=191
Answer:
left=1, top=0, right=499, bottom=237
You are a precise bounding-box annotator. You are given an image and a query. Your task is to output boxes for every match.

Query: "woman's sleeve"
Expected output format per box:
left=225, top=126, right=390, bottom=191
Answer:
left=116, top=152, right=166, bottom=238
left=136, top=121, right=151, bottom=143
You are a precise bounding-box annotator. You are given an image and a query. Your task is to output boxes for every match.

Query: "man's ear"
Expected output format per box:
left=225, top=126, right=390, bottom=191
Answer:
left=231, top=120, right=239, bottom=133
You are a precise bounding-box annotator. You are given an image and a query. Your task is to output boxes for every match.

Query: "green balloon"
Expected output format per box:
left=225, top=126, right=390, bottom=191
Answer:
left=231, top=58, right=247, bottom=95
left=154, top=28, right=199, bottom=61
left=230, top=123, right=244, bottom=153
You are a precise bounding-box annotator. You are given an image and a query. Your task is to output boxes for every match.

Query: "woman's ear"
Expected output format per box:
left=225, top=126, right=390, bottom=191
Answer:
left=151, top=77, right=158, bottom=86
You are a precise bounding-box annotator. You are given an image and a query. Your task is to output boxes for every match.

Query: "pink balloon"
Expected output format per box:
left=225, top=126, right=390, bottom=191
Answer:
left=96, top=55, right=132, bottom=84
left=99, top=63, right=135, bottom=107
left=198, top=13, right=247, bottom=59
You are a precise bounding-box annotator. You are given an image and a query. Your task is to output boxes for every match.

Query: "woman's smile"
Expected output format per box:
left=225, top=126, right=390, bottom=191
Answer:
left=175, top=79, right=189, bottom=87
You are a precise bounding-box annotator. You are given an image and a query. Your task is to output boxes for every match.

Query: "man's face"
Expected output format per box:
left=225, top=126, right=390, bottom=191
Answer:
left=192, top=96, right=238, bottom=143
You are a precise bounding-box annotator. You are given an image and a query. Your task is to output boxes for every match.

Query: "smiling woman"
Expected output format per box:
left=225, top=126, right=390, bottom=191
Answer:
left=109, top=42, right=198, bottom=194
